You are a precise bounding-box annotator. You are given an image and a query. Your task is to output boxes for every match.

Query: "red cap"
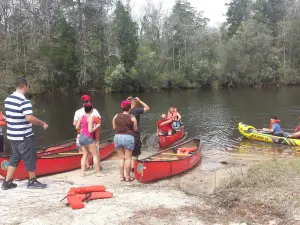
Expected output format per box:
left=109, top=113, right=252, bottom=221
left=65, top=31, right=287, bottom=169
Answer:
left=81, top=95, right=91, bottom=101
left=121, top=100, right=131, bottom=109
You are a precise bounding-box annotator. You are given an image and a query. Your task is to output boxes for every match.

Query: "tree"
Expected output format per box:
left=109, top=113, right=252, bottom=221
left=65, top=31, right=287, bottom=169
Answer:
left=113, top=0, right=138, bottom=72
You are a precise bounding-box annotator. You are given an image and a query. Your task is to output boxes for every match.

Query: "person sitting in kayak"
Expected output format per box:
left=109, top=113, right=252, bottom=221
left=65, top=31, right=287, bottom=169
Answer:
left=287, top=117, right=300, bottom=138
left=168, top=107, right=182, bottom=131
left=157, top=114, right=172, bottom=136
left=262, top=116, right=282, bottom=135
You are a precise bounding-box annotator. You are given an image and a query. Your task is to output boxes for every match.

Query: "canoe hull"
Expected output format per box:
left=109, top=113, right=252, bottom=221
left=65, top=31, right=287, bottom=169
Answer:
left=158, top=128, right=184, bottom=148
left=238, top=122, right=300, bottom=146
left=0, top=139, right=115, bottom=180
left=134, top=137, right=202, bottom=183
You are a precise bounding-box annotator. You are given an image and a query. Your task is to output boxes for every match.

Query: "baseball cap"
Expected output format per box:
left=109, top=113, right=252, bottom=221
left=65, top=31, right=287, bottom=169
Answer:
left=81, top=95, right=91, bottom=101
left=121, top=100, right=131, bottom=109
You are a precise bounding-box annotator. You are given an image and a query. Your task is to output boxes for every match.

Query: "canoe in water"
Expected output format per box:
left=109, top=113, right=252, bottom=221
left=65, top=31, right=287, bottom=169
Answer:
left=0, top=138, right=115, bottom=180
left=134, top=136, right=202, bottom=183
left=238, top=122, right=300, bottom=146
left=158, top=127, right=185, bottom=148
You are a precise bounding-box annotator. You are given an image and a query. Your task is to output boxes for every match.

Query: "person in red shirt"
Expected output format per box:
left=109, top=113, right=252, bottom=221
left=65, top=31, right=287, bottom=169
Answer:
left=157, top=114, right=172, bottom=136
left=288, top=117, right=300, bottom=138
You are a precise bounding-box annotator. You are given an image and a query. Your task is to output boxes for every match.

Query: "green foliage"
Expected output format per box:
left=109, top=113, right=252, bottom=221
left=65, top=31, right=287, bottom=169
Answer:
left=2, top=0, right=300, bottom=95
left=114, top=1, right=139, bottom=72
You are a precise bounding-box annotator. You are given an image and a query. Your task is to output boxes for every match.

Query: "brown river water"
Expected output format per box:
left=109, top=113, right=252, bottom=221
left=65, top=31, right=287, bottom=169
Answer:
left=2, top=87, right=300, bottom=170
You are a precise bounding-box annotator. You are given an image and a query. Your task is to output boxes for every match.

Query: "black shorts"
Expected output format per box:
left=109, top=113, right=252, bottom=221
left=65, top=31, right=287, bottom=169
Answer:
left=132, top=131, right=142, bottom=157
left=9, top=135, right=37, bottom=171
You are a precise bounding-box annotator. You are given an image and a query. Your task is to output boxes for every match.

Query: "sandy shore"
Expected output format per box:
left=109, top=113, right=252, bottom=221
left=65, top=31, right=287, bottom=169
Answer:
left=0, top=150, right=276, bottom=225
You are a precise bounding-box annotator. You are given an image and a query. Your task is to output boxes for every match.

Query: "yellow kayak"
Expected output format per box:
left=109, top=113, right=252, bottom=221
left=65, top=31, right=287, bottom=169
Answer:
left=238, top=122, right=300, bottom=146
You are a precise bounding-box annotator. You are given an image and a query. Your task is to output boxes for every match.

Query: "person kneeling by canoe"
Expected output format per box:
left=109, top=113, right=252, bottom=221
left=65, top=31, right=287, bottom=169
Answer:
left=157, top=114, right=172, bottom=136
left=287, top=117, right=300, bottom=139
left=262, top=116, right=282, bottom=136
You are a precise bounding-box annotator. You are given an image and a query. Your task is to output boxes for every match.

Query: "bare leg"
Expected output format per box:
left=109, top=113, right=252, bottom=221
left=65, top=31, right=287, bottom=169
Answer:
left=168, top=130, right=172, bottom=136
left=80, top=146, right=88, bottom=176
left=5, top=166, right=17, bottom=181
left=124, top=149, right=134, bottom=181
left=87, top=142, right=102, bottom=176
left=28, top=171, right=36, bottom=179
left=117, top=148, right=125, bottom=180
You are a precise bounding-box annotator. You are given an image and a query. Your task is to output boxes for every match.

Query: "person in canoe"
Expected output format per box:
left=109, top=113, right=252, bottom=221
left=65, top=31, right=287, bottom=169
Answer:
left=76, top=103, right=103, bottom=177
left=262, top=116, right=282, bottom=135
left=287, top=117, right=300, bottom=138
left=168, top=107, right=183, bottom=131
left=73, top=94, right=101, bottom=170
left=112, top=100, right=138, bottom=182
left=157, top=114, right=173, bottom=136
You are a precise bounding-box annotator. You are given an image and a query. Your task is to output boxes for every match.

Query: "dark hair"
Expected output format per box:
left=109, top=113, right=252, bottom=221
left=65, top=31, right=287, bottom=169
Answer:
left=15, top=77, right=28, bottom=88
left=122, top=104, right=131, bottom=112
left=84, top=104, right=93, bottom=113
left=270, top=116, right=278, bottom=120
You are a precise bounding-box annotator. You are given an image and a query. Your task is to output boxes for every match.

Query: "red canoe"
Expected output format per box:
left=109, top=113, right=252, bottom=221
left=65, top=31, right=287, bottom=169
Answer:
left=0, top=138, right=115, bottom=180
left=134, top=136, right=202, bottom=183
left=158, top=127, right=185, bottom=148
left=36, top=138, right=77, bottom=156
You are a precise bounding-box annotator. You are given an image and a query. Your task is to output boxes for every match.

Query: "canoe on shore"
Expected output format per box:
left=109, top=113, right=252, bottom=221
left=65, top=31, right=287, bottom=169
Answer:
left=238, top=122, right=300, bottom=146
left=36, top=138, right=77, bottom=156
left=134, top=136, right=202, bottom=183
left=158, top=127, right=185, bottom=148
left=0, top=138, right=115, bottom=180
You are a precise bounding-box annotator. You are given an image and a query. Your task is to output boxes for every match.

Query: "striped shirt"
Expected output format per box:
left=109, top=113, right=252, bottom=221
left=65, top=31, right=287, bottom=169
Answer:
left=4, top=92, right=33, bottom=140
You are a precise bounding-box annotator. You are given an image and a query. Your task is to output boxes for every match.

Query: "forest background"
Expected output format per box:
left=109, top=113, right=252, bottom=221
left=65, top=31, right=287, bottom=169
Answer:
left=0, top=0, right=299, bottom=96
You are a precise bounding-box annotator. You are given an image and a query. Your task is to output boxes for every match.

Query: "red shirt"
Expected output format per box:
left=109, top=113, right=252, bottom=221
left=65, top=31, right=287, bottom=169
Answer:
left=295, top=125, right=300, bottom=132
left=157, top=119, right=172, bottom=132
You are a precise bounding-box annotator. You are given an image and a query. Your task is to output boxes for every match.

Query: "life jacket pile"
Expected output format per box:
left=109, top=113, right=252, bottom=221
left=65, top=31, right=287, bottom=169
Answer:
left=64, top=185, right=113, bottom=210
left=176, top=147, right=197, bottom=157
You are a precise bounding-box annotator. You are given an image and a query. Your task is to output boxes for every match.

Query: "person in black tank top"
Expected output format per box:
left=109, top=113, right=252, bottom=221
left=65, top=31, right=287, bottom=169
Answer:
left=112, top=100, right=138, bottom=182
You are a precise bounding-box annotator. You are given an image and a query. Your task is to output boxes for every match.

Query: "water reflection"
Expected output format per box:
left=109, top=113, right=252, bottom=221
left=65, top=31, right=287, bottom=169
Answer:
left=2, top=87, right=300, bottom=160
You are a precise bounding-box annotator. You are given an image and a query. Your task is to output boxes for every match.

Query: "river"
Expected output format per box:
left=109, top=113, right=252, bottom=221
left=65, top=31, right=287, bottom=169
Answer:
left=3, top=87, right=300, bottom=162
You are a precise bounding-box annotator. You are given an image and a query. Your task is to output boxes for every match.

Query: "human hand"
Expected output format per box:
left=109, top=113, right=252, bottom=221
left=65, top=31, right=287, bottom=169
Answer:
left=43, top=122, right=48, bottom=130
left=134, top=97, right=140, bottom=103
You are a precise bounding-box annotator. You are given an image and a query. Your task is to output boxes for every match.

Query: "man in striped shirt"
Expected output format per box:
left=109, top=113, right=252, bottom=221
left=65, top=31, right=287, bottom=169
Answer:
left=1, top=78, right=49, bottom=190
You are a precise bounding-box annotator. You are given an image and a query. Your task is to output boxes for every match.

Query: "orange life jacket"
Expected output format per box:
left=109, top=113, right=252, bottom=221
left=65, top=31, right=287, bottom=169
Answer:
left=66, top=185, right=113, bottom=210
left=176, top=147, right=197, bottom=156
left=0, top=112, right=6, bottom=127
left=270, top=119, right=280, bottom=129
left=93, top=116, right=101, bottom=142
left=167, top=107, right=178, bottom=121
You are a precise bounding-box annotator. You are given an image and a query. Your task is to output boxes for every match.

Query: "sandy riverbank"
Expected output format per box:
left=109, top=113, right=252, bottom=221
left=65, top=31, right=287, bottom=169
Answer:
left=0, top=151, right=297, bottom=225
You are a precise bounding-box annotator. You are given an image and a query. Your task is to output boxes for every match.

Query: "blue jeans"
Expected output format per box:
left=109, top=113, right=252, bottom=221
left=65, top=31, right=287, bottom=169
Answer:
left=78, top=134, right=94, bottom=146
left=114, top=134, right=134, bottom=150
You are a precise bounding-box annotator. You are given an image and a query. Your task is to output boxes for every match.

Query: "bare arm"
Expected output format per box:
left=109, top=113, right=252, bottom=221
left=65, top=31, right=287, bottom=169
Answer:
left=160, top=118, right=172, bottom=126
left=262, top=128, right=273, bottom=133
left=135, top=98, right=150, bottom=112
left=73, top=120, right=78, bottom=127
left=87, top=117, right=100, bottom=133
left=131, top=116, right=138, bottom=131
left=25, top=115, right=48, bottom=129
left=177, top=113, right=182, bottom=120
left=75, top=117, right=81, bottom=130
left=112, top=114, right=117, bottom=130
